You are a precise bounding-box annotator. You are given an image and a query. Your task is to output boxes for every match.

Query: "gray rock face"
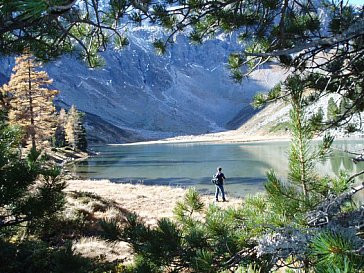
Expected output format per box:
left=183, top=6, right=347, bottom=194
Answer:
left=0, top=27, right=285, bottom=143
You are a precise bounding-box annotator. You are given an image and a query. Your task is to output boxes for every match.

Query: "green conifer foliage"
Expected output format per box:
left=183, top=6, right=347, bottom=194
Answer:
left=327, top=97, right=340, bottom=122
left=104, top=159, right=362, bottom=273
left=339, top=97, right=352, bottom=117
left=112, top=188, right=255, bottom=272
left=309, top=107, right=324, bottom=132
left=265, top=75, right=334, bottom=218
left=0, top=119, right=65, bottom=236
left=0, top=0, right=130, bottom=67
left=310, top=230, right=364, bottom=272
left=65, top=105, right=88, bottom=151
left=2, top=51, right=58, bottom=150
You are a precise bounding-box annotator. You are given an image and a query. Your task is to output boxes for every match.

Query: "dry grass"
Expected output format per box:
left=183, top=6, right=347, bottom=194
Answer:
left=73, top=237, right=131, bottom=262
left=64, top=179, right=244, bottom=263
left=65, top=179, right=244, bottom=226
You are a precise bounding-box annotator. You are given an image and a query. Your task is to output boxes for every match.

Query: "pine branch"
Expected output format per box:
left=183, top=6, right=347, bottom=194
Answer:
left=347, top=170, right=364, bottom=183
left=48, top=0, right=78, bottom=13
left=0, top=216, right=29, bottom=228
left=306, top=182, right=364, bottom=227
left=243, top=19, right=364, bottom=58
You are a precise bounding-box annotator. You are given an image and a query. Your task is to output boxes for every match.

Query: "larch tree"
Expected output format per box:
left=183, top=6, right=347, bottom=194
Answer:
left=2, top=51, right=58, bottom=151
left=54, top=108, right=67, bottom=148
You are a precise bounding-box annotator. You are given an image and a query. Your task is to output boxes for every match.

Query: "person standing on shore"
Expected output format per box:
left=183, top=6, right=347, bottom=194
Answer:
left=214, top=167, right=226, bottom=202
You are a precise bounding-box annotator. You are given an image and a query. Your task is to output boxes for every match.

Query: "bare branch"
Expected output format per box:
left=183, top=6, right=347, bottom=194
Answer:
left=348, top=170, right=364, bottom=183
left=307, top=182, right=364, bottom=227
left=49, top=0, right=78, bottom=13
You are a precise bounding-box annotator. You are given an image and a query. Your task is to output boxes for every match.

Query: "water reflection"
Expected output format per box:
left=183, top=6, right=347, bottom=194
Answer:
left=72, top=139, right=364, bottom=197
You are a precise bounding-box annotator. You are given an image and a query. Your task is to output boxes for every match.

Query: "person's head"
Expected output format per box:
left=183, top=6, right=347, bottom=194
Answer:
left=217, top=167, right=222, bottom=172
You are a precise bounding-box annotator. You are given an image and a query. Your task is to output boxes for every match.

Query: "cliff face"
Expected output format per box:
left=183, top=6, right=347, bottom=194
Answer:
left=0, top=27, right=286, bottom=143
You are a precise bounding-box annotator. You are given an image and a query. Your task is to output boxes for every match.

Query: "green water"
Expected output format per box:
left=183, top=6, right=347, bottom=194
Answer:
left=71, top=139, right=364, bottom=197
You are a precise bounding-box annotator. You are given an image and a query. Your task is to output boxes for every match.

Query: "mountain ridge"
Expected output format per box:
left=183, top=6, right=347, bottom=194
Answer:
left=0, top=27, right=287, bottom=144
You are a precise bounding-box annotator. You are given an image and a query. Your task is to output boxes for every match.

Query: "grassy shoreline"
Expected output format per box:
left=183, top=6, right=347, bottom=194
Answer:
left=64, top=179, right=244, bottom=263
left=65, top=179, right=243, bottom=225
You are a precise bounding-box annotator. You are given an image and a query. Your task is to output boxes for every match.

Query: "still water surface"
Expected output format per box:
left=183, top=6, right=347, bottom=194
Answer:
left=72, top=139, right=364, bottom=197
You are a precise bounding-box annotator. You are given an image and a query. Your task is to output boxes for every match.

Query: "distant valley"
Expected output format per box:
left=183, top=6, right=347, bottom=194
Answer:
left=0, top=27, right=288, bottom=144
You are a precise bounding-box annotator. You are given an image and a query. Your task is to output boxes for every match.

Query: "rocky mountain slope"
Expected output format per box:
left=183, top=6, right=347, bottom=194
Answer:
left=0, top=27, right=288, bottom=144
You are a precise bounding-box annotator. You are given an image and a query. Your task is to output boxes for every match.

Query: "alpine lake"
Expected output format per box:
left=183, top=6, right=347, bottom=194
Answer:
left=70, top=138, right=364, bottom=198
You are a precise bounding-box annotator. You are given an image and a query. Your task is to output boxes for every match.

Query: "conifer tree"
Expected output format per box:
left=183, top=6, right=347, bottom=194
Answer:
left=265, top=75, right=334, bottom=218
left=309, top=106, right=324, bottom=132
left=339, top=97, right=352, bottom=117
left=0, top=117, right=65, bottom=234
left=0, top=87, right=9, bottom=113
left=2, top=51, right=58, bottom=150
left=54, top=108, right=67, bottom=148
left=65, top=105, right=88, bottom=151
left=109, top=76, right=362, bottom=272
left=327, top=97, right=340, bottom=122
left=77, top=117, right=88, bottom=152
left=65, top=106, right=77, bottom=150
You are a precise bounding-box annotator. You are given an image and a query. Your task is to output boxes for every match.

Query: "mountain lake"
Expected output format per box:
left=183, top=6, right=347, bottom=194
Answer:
left=71, top=139, right=364, bottom=198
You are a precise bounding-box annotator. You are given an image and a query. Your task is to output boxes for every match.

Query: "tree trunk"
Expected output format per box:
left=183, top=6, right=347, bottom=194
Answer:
left=28, top=59, right=36, bottom=150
